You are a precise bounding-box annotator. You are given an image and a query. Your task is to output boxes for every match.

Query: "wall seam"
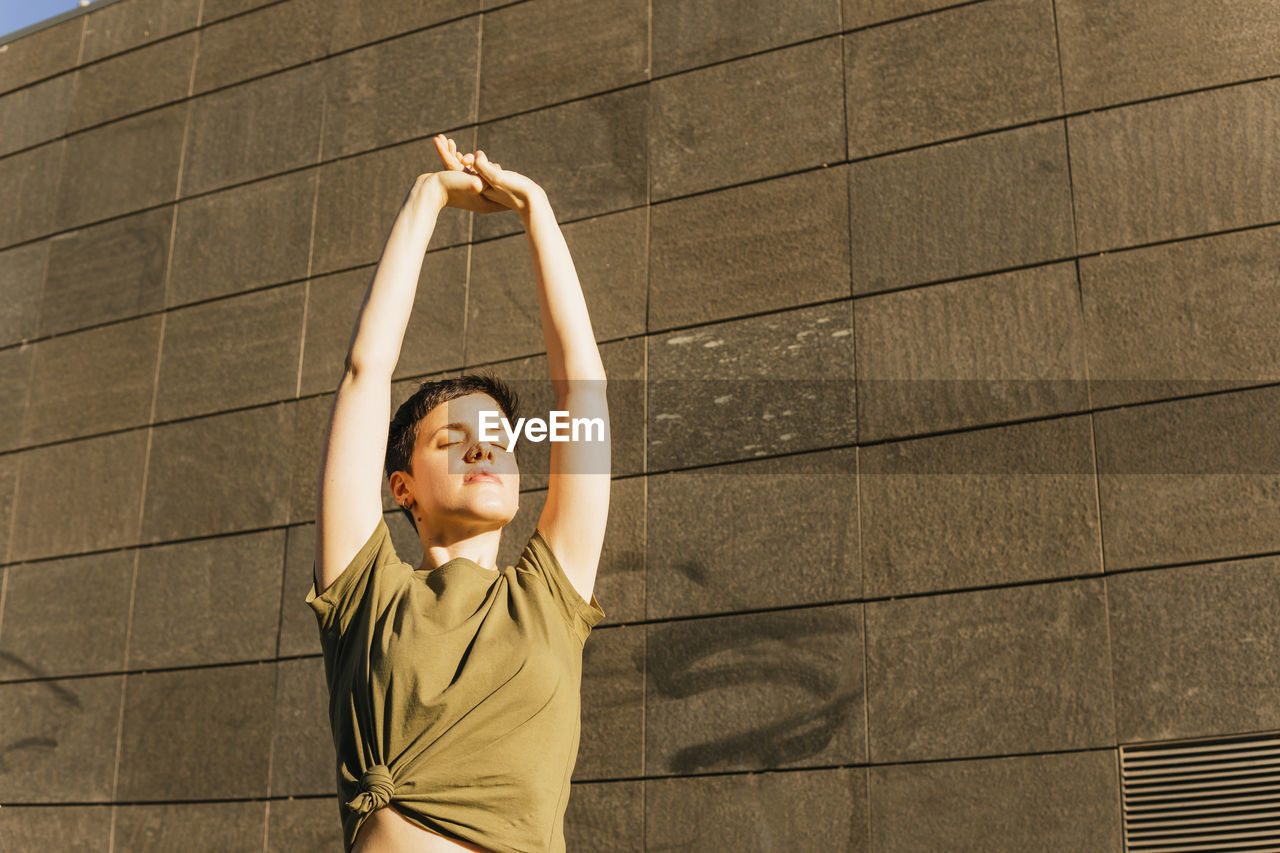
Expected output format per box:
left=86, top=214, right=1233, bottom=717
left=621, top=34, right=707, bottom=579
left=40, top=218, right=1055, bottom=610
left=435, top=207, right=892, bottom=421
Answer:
left=109, top=544, right=141, bottom=853
left=2, top=432, right=23, bottom=566
left=641, top=0, right=652, bottom=842
left=73, top=8, right=87, bottom=67
left=462, top=12, right=485, bottom=369
left=296, top=82, right=326, bottom=400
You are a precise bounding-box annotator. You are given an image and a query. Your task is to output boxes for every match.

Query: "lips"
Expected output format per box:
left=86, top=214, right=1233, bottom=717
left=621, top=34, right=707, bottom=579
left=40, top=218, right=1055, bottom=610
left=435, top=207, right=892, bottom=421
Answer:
left=464, top=471, right=501, bottom=485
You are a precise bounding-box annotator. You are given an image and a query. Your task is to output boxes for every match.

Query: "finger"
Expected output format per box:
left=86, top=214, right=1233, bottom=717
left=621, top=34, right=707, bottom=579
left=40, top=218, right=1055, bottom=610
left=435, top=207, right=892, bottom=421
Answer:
left=473, top=150, right=497, bottom=178
left=437, top=136, right=463, bottom=170
left=433, top=135, right=454, bottom=168
left=450, top=141, right=469, bottom=171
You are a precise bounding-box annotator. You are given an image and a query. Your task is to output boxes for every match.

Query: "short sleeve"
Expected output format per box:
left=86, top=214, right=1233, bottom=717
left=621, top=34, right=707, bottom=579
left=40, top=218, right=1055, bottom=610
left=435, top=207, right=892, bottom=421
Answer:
left=306, top=515, right=401, bottom=639
left=519, top=529, right=606, bottom=645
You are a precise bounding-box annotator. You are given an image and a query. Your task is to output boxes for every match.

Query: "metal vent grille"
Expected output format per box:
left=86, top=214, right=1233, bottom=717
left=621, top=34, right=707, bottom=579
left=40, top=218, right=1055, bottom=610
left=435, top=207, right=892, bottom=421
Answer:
left=1121, top=731, right=1280, bottom=852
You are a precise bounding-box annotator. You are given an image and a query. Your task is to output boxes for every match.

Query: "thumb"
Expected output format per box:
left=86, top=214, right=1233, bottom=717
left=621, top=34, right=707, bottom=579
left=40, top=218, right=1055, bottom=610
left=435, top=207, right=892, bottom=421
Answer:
left=474, top=150, right=497, bottom=178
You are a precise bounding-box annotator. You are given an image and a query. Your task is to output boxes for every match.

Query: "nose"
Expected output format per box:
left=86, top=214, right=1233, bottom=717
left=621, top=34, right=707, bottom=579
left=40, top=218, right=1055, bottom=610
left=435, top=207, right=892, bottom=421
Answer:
left=465, top=442, right=496, bottom=463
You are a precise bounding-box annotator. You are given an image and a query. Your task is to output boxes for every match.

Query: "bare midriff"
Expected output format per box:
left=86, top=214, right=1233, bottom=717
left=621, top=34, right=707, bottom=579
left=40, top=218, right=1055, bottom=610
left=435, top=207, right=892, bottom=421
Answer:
left=352, top=804, right=497, bottom=853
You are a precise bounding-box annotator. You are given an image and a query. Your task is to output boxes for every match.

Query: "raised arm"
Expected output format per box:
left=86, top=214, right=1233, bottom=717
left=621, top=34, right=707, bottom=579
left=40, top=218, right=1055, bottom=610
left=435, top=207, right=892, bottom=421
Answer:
left=313, top=162, right=502, bottom=595
left=469, top=150, right=611, bottom=602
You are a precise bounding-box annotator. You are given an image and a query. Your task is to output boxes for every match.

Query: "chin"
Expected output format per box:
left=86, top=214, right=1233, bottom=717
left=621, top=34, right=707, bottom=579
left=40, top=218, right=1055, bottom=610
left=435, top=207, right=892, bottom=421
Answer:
left=466, top=500, right=518, bottom=524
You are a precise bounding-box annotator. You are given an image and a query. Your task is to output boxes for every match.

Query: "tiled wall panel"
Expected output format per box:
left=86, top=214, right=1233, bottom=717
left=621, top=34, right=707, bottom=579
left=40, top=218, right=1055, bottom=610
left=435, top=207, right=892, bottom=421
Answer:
left=478, top=0, right=647, bottom=119
left=651, top=0, right=840, bottom=76
left=865, top=578, right=1115, bottom=763
left=67, top=30, right=196, bottom=131
left=40, top=206, right=172, bottom=336
left=55, top=101, right=188, bottom=230
left=0, top=74, right=74, bottom=156
left=318, top=18, right=480, bottom=159
left=868, top=751, right=1122, bottom=852
left=79, top=0, right=202, bottom=63
left=844, top=0, right=1060, bottom=157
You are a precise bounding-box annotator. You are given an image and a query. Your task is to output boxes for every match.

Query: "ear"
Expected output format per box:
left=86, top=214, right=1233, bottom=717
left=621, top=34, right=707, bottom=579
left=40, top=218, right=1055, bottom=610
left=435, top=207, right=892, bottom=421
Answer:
left=388, top=471, right=412, bottom=506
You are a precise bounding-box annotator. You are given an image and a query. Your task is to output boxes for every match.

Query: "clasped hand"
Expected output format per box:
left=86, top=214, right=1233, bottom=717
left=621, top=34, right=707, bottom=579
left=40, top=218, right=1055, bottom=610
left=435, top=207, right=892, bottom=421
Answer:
left=420, top=134, right=544, bottom=215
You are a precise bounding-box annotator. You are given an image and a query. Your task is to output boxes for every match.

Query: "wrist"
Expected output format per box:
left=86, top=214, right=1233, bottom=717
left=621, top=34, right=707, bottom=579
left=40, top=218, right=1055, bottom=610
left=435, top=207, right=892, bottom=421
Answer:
left=411, top=174, right=447, bottom=217
left=518, top=186, right=550, bottom=221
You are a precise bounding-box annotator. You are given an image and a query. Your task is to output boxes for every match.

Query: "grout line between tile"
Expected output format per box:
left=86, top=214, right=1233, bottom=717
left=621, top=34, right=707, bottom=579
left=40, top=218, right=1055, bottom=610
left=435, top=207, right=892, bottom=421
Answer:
left=175, top=20, right=201, bottom=199
left=838, top=1, right=849, bottom=164
left=1088, top=407, right=1121, bottom=745
left=2, top=449, right=21, bottom=567
left=460, top=15, right=484, bottom=366
left=263, top=641, right=283, bottom=823
left=1050, top=0, right=1080, bottom=260
left=639, top=0, right=651, bottom=800
left=0, top=547, right=7, bottom=646
left=109, top=546, right=140, bottom=849
left=15, top=332, right=39, bottom=467
left=136, top=306, right=166, bottom=542
left=295, top=282, right=312, bottom=401
left=73, top=10, right=87, bottom=67
left=296, top=91, right=326, bottom=399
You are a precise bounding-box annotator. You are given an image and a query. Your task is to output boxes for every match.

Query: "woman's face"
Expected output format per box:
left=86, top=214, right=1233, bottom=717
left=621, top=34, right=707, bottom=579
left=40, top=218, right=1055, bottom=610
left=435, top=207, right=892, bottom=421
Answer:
left=403, top=392, right=520, bottom=537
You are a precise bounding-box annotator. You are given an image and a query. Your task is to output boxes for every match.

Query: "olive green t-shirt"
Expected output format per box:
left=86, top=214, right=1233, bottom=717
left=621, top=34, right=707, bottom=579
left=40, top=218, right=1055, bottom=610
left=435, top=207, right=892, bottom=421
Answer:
left=305, top=516, right=606, bottom=853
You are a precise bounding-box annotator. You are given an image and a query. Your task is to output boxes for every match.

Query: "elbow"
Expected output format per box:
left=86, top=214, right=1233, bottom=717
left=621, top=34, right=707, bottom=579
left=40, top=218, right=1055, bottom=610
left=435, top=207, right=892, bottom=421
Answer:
left=557, top=373, right=606, bottom=400
left=563, top=355, right=608, bottom=386
left=343, top=351, right=362, bottom=378
left=344, top=351, right=392, bottom=381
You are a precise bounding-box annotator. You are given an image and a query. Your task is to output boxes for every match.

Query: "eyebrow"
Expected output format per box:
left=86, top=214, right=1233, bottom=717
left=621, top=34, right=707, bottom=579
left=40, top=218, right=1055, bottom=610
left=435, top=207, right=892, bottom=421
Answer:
left=432, top=421, right=473, bottom=437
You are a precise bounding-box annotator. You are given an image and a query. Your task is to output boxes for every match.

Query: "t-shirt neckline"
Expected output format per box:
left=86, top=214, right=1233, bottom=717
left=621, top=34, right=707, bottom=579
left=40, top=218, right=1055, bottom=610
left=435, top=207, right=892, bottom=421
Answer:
left=418, top=556, right=501, bottom=575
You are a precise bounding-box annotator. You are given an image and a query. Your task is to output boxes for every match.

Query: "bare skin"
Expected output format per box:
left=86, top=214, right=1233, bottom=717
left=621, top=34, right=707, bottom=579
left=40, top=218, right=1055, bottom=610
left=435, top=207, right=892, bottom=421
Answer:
left=352, top=804, right=494, bottom=853
left=388, top=390, right=521, bottom=573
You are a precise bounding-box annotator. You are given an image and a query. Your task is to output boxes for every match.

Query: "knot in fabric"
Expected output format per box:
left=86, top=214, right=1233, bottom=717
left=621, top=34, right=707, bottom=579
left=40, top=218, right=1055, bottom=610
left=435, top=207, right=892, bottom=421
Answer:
left=345, top=764, right=395, bottom=816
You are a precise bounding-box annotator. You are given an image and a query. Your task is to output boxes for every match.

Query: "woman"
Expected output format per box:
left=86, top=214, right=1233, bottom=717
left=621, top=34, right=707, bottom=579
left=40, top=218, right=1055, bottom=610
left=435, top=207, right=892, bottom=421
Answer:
left=306, top=134, right=611, bottom=853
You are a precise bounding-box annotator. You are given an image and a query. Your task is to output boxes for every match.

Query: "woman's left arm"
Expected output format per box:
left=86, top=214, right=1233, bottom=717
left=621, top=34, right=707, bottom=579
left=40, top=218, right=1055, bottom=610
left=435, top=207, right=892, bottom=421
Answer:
left=467, top=148, right=611, bottom=599
left=525, top=192, right=611, bottom=600
left=521, top=191, right=606, bottom=391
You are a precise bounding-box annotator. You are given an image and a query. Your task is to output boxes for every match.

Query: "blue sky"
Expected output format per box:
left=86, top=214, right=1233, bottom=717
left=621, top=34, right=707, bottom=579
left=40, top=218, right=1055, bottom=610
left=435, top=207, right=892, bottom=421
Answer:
left=0, top=0, right=92, bottom=40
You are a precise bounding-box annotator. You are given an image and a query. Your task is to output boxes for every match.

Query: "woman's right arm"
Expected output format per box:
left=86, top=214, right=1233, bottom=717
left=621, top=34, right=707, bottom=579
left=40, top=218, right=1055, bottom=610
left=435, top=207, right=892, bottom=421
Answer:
left=312, top=177, right=447, bottom=595
left=345, top=176, right=447, bottom=375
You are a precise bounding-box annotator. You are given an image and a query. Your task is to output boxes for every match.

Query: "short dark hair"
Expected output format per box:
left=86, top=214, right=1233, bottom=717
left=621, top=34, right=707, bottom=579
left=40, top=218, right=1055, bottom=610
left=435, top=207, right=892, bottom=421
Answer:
left=385, top=369, right=521, bottom=532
